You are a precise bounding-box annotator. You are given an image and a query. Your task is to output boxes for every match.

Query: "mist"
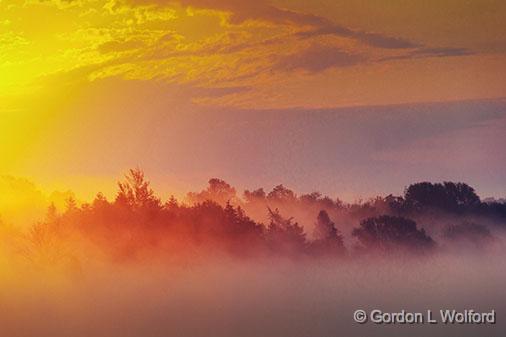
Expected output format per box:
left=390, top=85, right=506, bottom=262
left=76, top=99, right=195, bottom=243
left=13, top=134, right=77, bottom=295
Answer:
left=1, top=253, right=505, bottom=337
left=1, top=170, right=505, bottom=337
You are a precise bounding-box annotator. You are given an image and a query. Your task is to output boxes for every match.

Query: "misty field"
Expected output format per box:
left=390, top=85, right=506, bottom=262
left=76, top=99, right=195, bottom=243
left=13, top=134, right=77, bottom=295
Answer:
left=1, top=170, right=505, bottom=336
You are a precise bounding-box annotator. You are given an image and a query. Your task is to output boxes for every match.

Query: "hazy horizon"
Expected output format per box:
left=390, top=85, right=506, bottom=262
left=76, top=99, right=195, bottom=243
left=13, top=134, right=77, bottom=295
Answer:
left=3, top=97, right=506, bottom=205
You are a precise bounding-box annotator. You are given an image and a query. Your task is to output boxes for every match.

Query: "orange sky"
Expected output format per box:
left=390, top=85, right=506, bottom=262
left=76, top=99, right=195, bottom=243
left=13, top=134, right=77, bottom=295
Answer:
left=1, top=0, right=506, bottom=208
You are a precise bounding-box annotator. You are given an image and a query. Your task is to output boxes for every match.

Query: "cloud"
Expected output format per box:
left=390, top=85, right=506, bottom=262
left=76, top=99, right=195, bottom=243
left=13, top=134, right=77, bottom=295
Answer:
left=132, top=0, right=329, bottom=26
left=98, top=39, right=147, bottom=53
left=274, top=44, right=364, bottom=72
left=3, top=0, right=482, bottom=105
left=356, top=31, right=418, bottom=49
left=381, top=46, right=474, bottom=62
left=412, top=47, right=473, bottom=57
left=129, top=0, right=418, bottom=49
left=296, top=25, right=419, bottom=49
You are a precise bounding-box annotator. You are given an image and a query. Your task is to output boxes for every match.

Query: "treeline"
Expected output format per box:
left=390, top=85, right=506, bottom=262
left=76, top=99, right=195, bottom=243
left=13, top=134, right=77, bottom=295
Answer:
left=12, top=169, right=506, bottom=268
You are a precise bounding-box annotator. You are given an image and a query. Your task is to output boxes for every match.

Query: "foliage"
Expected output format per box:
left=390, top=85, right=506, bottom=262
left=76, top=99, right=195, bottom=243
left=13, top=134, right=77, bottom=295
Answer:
left=6, top=170, right=505, bottom=266
left=404, top=182, right=481, bottom=213
left=352, top=215, right=435, bottom=253
left=309, top=210, right=345, bottom=257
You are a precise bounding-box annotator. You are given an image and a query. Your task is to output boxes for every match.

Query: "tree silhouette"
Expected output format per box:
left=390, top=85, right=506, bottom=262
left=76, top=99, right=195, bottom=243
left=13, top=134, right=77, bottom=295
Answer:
left=300, top=192, right=337, bottom=209
left=352, top=215, right=434, bottom=253
left=116, top=168, right=161, bottom=211
left=443, top=222, right=494, bottom=249
left=266, top=207, right=306, bottom=256
left=404, top=182, right=480, bottom=213
left=187, top=178, right=237, bottom=206
left=267, top=185, right=296, bottom=202
left=482, top=200, right=506, bottom=219
left=309, top=210, right=345, bottom=257
left=7, top=169, right=503, bottom=265
left=243, top=188, right=266, bottom=202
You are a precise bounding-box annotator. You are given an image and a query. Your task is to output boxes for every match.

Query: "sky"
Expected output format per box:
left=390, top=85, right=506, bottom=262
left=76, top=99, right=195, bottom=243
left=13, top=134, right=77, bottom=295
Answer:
left=1, top=0, right=506, bottom=204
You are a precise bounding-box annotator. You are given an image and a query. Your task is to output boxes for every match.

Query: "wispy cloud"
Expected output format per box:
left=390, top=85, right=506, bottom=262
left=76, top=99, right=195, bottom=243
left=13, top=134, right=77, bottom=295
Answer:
left=274, top=44, right=364, bottom=72
left=296, top=25, right=419, bottom=49
left=412, top=47, right=474, bottom=57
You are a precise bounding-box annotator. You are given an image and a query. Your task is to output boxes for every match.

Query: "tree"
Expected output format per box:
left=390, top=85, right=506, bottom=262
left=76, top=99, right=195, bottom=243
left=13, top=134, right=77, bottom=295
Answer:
left=267, top=185, right=296, bottom=201
left=352, top=215, right=434, bottom=253
left=443, top=222, right=494, bottom=249
left=404, top=182, right=480, bottom=213
left=243, top=188, right=266, bottom=202
left=310, top=210, right=345, bottom=257
left=223, top=202, right=264, bottom=254
left=65, top=196, right=78, bottom=214
left=480, top=199, right=506, bottom=220
left=115, top=168, right=161, bottom=211
left=443, top=182, right=481, bottom=209
left=300, top=192, right=322, bottom=203
left=165, top=195, right=179, bottom=210
left=92, top=192, right=109, bottom=210
left=300, top=192, right=338, bottom=209
left=46, top=203, right=58, bottom=222
left=265, top=208, right=306, bottom=256
left=187, top=178, right=237, bottom=206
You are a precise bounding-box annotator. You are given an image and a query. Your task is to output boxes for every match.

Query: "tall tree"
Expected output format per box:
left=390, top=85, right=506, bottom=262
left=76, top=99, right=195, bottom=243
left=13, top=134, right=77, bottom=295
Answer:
left=310, top=210, right=345, bottom=257
left=116, top=168, right=161, bottom=211
left=266, top=208, right=306, bottom=256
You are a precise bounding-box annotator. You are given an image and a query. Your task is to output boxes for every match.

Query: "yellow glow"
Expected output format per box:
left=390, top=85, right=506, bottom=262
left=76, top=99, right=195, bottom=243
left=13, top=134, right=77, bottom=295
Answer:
left=0, top=0, right=505, bottom=217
